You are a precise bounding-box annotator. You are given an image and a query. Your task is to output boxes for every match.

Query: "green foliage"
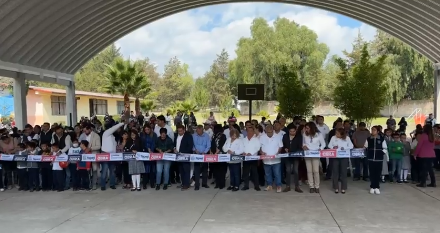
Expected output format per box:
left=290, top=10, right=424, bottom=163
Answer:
left=333, top=44, right=388, bottom=122
left=229, top=17, right=329, bottom=100
left=201, top=112, right=210, bottom=120
left=103, top=57, right=150, bottom=116
left=221, top=108, right=240, bottom=119
left=140, top=100, right=156, bottom=113
left=75, top=44, right=123, bottom=92
left=96, top=115, right=121, bottom=123
left=168, top=100, right=199, bottom=114
left=256, top=110, right=270, bottom=119
left=276, top=66, right=313, bottom=119
left=191, top=79, right=210, bottom=110
left=152, top=57, right=194, bottom=108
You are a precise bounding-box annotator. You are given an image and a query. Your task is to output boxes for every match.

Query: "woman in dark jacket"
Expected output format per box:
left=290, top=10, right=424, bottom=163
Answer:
left=211, top=124, right=227, bottom=189
left=366, top=126, right=387, bottom=195
left=117, top=131, right=131, bottom=189
left=398, top=117, right=408, bottom=133
left=126, top=129, right=145, bottom=191
left=140, top=124, right=157, bottom=189
left=282, top=124, right=303, bottom=193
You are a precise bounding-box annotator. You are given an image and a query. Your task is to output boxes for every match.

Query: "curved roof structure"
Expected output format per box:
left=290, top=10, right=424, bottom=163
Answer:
left=0, top=0, right=439, bottom=75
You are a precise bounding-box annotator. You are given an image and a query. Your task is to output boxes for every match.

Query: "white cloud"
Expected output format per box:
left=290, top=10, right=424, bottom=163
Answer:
left=116, top=3, right=377, bottom=78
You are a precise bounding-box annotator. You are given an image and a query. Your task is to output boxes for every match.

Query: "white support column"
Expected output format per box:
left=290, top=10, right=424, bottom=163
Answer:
left=13, top=73, right=27, bottom=130
left=66, top=81, right=77, bottom=126
left=435, top=63, right=440, bottom=119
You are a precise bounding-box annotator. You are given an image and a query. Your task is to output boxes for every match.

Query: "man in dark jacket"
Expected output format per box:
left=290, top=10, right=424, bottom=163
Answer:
left=39, top=122, right=53, bottom=146
left=282, top=124, right=303, bottom=193
left=174, top=124, right=194, bottom=190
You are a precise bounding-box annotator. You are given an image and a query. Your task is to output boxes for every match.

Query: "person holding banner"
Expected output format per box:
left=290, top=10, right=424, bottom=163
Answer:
left=260, top=124, right=284, bottom=193
left=155, top=128, right=174, bottom=190
left=328, top=128, right=353, bottom=194
left=241, top=122, right=261, bottom=191
left=211, top=124, right=227, bottom=189
left=223, top=128, right=244, bottom=191
left=365, top=126, right=388, bottom=195
left=282, top=124, right=303, bottom=193
left=174, top=124, right=194, bottom=191
left=302, top=122, right=326, bottom=193
left=127, top=130, right=145, bottom=191
left=192, top=125, right=211, bottom=190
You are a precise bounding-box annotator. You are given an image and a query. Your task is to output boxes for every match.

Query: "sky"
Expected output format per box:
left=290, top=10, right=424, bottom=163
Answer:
left=115, top=3, right=377, bottom=78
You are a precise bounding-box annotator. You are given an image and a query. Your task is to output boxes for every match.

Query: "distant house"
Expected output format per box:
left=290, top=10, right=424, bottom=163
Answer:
left=26, top=86, right=135, bottom=125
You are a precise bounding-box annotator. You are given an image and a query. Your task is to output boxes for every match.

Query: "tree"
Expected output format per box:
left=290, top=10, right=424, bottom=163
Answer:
left=191, top=79, right=210, bottom=110
left=75, top=44, right=123, bottom=92
left=229, top=17, right=329, bottom=101
left=276, top=66, right=313, bottom=119
left=140, top=100, right=156, bottom=114
left=179, top=100, right=199, bottom=114
left=333, top=44, right=388, bottom=122
left=342, top=30, right=367, bottom=67
left=370, top=30, right=433, bottom=101
left=104, top=58, right=150, bottom=119
left=155, top=57, right=194, bottom=107
left=201, top=49, right=232, bottom=107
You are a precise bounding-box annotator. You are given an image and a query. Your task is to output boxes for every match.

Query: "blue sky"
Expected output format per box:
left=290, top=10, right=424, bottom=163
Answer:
left=116, top=3, right=376, bottom=77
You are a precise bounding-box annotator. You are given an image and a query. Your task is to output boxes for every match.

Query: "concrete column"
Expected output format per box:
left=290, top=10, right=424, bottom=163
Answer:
left=435, top=63, right=440, bottom=119
left=66, top=81, right=77, bottom=126
left=13, top=73, right=27, bottom=129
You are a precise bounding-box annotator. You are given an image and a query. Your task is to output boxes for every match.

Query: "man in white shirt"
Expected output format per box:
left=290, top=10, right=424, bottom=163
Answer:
left=203, top=121, right=213, bottom=139
left=154, top=115, right=174, bottom=142
left=259, top=124, right=283, bottom=193
left=316, top=115, right=330, bottom=142
left=273, top=121, right=286, bottom=138
left=241, top=121, right=261, bottom=191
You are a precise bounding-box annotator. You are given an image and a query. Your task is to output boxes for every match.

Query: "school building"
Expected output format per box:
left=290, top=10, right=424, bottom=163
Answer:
left=26, top=86, right=135, bottom=125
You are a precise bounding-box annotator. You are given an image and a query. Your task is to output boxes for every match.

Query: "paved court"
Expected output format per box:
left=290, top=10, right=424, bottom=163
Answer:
left=1, top=179, right=440, bottom=233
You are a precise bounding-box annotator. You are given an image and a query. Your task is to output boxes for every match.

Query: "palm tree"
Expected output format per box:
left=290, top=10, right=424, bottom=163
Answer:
left=179, top=100, right=199, bottom=114
left=140, top=100, right=156, bottom=114
left=104, top=58, right=150, bottom=120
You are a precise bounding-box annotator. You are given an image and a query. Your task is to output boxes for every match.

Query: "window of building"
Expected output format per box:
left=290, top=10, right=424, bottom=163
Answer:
left=117, top=101, right=125, bottom=115
left=51, top=96, right=66, bottom=116
left=90, top=99, right=108, bottom=115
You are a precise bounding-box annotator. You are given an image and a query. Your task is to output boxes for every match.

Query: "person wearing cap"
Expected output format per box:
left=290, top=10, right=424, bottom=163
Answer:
left=203, top=121, right=213, bottom=138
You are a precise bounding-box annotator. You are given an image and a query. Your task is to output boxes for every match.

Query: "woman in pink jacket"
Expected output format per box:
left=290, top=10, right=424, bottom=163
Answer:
left=414, top=124, right=436, bottom=187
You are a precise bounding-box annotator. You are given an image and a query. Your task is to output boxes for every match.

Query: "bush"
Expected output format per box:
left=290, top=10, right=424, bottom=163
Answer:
left=96, top=115, right=121, bottom=123
left=201, top=112, right=210, bottom=120
left=256, top=110, right=270, bottom=119
left=221, top=108, right=240, bottom=119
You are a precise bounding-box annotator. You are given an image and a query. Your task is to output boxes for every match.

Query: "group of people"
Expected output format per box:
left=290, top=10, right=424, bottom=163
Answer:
left=0, top=112, right=437, bottom=196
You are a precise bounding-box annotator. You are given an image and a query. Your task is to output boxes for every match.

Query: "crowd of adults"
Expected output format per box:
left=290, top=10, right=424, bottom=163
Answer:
left=0, top=111, right=438, bottom=196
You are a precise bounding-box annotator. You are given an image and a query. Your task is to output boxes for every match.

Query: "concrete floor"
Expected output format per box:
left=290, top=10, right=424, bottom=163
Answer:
left=1, top=179, right=440, bottom=233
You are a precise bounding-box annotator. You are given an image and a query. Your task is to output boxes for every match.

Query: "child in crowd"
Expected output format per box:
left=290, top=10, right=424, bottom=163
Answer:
left=77, top=140, right=91, bottom=191
left=17, top=143, right=28, bottom=191
left=26, top=141, right=40, bottom=192
left=39, top=142, right=53, bottom=191
left=51, top=144, right=65, bottom=192
left=68, top=139, right=81, bottom=191
left=401, top=134, right=411, bottom=183
left=381, top=129, right=392, bottom=182
left=388, top=133, right=404, bottom=183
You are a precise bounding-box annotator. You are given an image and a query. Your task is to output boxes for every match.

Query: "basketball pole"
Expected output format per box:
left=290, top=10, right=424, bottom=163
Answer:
left=249, top=100, right=252, bottom=122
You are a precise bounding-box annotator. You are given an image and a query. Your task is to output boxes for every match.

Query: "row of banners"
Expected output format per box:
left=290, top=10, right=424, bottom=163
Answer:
left=0, top=149, right=366, bottom=163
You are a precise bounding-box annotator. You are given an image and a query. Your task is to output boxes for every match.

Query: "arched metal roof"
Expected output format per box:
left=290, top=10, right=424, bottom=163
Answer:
left=0, top=0, right=439, bottom=75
